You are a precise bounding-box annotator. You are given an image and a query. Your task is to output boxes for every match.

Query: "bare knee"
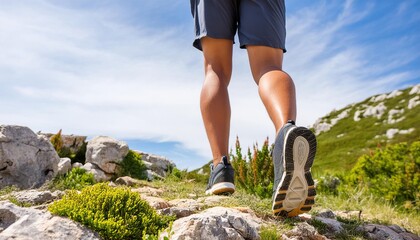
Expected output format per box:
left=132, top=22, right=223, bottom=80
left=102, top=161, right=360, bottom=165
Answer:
left=201, top=37, right=233, bottom=87
left=246, top=45, right=284, bottom=84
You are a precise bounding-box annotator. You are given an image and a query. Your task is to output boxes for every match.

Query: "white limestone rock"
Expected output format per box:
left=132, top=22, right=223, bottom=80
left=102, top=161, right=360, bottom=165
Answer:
left=85, top=136, right=129, bottom=174
left=370, top=93, right=387, bottom=103
left=386, top=90, right=403, bottom=99
left=358, top=224, right=419, bottom=240
left=135, top=150, right=175, bottom=178
left=354, top=110, right=362, bottom=121
left=82, top=162, right=112, bottom=182
left=386, top=128, right=415, bottom=139
left=57, top=157, right=72, bottom=175
left=363, top=102, right=387, bottom=119
left=387, top=109, right=405, bottom=124
left=72, top=162, right=83, bottom=169
left=386, top=129, right=399, bottom=139
left=313, top=121, right=332, bottom=135
left=0, top=201, right=100, bottom=239
left=282, top=222, right=327, bottom=240
left=115, top=176, right=142, bottom=186
left=330, top=109, right=350, bottom=125
left=409, top=84, right=420, bottom=95
left=197, top=168, right=205, bottom=175
left=11, top=190, right=57, bottom=205
left=146, top=170, right=164, bottom=181
left=159, top=207, right=261, bottom=240
left=0, top=125, right=59, bottom=189
left=408, top=96, right=420, bottom=109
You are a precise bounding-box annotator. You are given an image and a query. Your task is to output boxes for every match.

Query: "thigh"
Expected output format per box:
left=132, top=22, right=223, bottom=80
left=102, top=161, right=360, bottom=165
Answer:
left=238, top=0, right=286, bottom=51
left=191, top=0, right=239, bottom=51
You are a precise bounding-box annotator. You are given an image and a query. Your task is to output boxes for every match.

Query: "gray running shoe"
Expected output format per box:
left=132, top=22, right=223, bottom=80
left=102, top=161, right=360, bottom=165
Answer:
left=205, top=156, right=235, bottom=195
left=272, top=120, right=317, bottom=217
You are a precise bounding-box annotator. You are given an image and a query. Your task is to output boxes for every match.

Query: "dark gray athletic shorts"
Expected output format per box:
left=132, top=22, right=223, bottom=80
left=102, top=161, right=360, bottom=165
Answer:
left=190, top=0, right=286, bottom=52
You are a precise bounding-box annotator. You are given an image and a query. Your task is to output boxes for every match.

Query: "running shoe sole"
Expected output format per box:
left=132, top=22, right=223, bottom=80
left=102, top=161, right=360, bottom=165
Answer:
left=205, top=182, right=235, bottom=195
left=272, top=127, right=317, bottom=217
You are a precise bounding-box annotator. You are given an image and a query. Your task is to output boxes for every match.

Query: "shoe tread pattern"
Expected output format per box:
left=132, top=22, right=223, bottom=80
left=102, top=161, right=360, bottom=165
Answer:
left=272, top=127, right=317, bottom=217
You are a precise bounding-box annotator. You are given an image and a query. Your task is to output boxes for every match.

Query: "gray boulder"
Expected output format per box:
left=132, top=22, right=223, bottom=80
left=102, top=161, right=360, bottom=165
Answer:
left=115, top=176, right=142, bottom=186
left=57, top=157, right=72, bottom=175
left=0, top=125, right=59, bottom=189
left=358, top=224, right=420, bottom=240
left=0, top=201, right=100, bottom=239
left=72, top=162, right=83, bottom=169
left=159, top=206, right=261, bottom=240
left=282, top=222, right=328, bottom=240
left=135, top=150, right=175, bottom=178
left=11, top=190, right=62, bottom=205
left=81, top=163, right=112, bottom=182
left=85, top=136, right=129, bottom=174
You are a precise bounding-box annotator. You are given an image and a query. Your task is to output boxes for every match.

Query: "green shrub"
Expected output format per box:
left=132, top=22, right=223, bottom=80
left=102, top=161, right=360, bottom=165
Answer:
left=50, top=167, right=96, bottom=190
left=50, top=129, right=64, bottom=154
left=119, top=150, right=148, bottom=180
left=347, top=141, right=420, bottom=209
left=230, top=137, right=274, bottom=199
left=48, top=183, right=173, bottom=239
left=166, top=167, right=208, bottom=184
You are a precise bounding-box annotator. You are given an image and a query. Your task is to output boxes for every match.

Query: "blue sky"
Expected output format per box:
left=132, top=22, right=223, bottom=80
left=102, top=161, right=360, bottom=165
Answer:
left=1, top=0, right=419, bottom=170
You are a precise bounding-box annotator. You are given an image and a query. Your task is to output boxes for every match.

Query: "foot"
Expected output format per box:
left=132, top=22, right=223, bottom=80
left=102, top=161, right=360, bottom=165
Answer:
left=272, top=120, right=317, bottom=217
left=205, top=156, right=235, bottom=195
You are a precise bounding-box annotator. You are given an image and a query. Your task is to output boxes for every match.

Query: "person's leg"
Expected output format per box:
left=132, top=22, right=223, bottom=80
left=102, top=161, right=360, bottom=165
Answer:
left=246, top=45, right=296, bottom=133
left=200, top=37, right=233, bottom=166
left=239, top=0, right=315, bottom=216
left=247, top=46, right=316, bottom=217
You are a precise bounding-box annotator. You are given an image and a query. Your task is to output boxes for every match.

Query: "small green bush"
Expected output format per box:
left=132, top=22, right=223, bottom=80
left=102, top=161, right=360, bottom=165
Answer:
left=347, top=141, right=420, bottom=209
left=167, top=167, right=187, bottom=180
left=50, top=167, right=96, bottom=191
left=119, top=150, right=148, bottom=180
left=48, top=183, right=173, bottom=239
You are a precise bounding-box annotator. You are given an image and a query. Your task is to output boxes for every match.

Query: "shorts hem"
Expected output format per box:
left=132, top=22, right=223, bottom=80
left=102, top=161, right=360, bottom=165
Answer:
left=193, top=33, right=235, bottom=51
left=240, top=42, right=286, bottom=53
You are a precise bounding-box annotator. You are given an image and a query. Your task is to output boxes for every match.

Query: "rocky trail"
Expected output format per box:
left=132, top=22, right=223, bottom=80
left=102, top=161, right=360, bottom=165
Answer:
left=1, top=176, right=419, bottom=240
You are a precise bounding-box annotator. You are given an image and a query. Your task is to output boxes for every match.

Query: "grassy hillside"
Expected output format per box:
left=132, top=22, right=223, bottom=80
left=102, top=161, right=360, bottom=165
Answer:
left=312, top=84, right=420, bottom=176
left=192, top=84, right=420, bottom=176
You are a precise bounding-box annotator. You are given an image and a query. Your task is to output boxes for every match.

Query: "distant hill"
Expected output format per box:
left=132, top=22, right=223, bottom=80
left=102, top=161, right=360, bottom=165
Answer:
left=191, top=84, right=420, bottom=176
left=311, top=83, right=420, bottom=175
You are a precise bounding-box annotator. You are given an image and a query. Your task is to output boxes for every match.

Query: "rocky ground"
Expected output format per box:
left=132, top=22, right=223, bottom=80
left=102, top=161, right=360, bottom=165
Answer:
left=0, top=177, right=419, bottom=240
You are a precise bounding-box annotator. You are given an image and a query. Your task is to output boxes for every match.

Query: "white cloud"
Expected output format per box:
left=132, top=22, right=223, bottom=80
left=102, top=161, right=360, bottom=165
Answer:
left=0, top=1, right=418, bottom=169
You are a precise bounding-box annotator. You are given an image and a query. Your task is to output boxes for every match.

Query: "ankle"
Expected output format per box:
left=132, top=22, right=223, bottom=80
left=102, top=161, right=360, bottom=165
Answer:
left=212, top=155, right=229, bottom=166
left=276, top=120, right=296, bottom=136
